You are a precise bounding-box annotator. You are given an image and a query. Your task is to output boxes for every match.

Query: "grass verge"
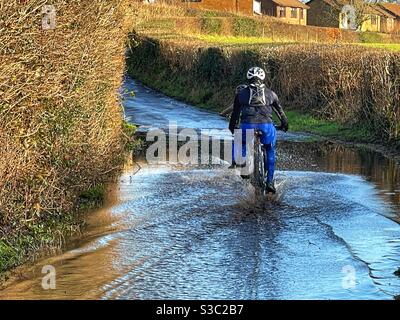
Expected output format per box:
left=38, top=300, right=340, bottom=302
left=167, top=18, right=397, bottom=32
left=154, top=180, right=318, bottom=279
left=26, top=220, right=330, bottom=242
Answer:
left=359, top=43, right=400, bottom=51
left=0, top=181, right=111, bottom=276
left=0, top=204, right=84, bottom=276
left=285, top=111, right=374, bottom=143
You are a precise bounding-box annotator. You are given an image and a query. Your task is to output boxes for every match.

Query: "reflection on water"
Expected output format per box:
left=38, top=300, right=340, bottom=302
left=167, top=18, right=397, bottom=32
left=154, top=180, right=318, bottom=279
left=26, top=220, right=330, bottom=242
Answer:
left=278, top=141, right=400, bottom=221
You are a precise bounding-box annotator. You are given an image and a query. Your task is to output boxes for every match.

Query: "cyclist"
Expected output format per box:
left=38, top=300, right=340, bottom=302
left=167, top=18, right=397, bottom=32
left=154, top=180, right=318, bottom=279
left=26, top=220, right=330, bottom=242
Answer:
left=229, top=67, right=288, bottom=194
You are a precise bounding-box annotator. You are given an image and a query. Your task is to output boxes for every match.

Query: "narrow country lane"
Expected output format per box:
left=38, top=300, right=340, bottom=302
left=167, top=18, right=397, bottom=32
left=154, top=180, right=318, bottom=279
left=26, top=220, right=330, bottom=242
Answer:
left=0, top=77, right=399, bottom=300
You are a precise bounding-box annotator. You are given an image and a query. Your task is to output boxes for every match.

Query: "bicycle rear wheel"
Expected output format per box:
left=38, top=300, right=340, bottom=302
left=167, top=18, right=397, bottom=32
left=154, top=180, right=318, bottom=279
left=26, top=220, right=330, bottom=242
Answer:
left=252, top=135, right=266, bottom=196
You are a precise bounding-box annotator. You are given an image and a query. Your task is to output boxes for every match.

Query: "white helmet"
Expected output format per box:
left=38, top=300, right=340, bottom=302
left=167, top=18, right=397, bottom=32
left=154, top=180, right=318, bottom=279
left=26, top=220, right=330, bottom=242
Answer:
left=247, top=67, right=266, bottom=81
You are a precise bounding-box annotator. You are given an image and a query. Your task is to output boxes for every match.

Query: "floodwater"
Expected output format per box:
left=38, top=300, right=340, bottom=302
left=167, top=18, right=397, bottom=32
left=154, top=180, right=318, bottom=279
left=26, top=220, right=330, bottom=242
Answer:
left=0, top=77, right=399, bottom=300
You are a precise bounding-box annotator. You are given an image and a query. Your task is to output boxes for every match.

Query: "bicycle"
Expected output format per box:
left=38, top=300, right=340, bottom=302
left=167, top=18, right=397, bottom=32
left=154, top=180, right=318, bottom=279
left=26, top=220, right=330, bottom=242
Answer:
left=245, top=125, right=283, bottom=196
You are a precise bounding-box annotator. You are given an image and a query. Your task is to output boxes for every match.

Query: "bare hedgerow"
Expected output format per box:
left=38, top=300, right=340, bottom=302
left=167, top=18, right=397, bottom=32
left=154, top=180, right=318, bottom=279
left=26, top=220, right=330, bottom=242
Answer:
left=128, top=38, right=400, bottom=145
left=0, top=0, right=140, bottom=238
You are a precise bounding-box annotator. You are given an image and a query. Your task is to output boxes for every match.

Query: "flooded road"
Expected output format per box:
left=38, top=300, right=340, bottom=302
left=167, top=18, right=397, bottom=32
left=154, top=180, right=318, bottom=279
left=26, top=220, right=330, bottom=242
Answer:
left=1, top=77, right=400, bottom=300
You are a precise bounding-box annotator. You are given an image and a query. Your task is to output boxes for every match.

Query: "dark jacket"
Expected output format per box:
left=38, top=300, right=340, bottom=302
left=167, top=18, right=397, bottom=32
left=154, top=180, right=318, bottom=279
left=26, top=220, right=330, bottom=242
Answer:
left=229, top=83, right=288, bottom=133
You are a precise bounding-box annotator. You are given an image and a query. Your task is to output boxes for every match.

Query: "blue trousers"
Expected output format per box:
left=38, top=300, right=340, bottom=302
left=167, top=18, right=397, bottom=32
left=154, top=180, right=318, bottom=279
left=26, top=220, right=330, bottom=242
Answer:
left=233, top=123, right=277, bottom=183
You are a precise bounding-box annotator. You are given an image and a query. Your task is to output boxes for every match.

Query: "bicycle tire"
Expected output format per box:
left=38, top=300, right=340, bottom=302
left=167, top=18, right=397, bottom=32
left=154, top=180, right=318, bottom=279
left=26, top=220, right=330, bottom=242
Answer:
left=252, top=134, right=266, bottom=196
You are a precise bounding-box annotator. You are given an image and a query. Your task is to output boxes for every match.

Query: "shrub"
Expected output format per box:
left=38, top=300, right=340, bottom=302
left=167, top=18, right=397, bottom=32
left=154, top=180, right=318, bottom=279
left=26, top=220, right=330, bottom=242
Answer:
left=359, top=32, right=383, bottom=43
left=233, top=17, right=260, bottom=37
left=0, top=0, right=133, bottom=241
left=201, top=18, right=223, bottom=34
left=196, top=47, right=227, bottom=83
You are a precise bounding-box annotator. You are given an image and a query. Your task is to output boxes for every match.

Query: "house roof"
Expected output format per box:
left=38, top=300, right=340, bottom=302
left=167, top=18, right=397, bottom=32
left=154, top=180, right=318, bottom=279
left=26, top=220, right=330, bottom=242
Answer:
left=272, top=0, right=310, bottom=9
left=379, top=3, right=400, bottom=18
left=374, top=5, right=396, bottom=19
left=305, top=0, right=344, bottom=7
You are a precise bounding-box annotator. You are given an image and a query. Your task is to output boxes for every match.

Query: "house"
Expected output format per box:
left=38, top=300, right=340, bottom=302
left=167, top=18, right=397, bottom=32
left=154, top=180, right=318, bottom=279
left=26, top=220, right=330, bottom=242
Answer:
left=353, top=6, right=382, bottom=32
left=374, top=5, right=396, bottom=33
left=307, top=0, right=394, bottom=32
left=260, top=0, right=310, bottom=25
left=379, top=2, right=400, bottom=33
left=181, top=0, right=309, bottom=24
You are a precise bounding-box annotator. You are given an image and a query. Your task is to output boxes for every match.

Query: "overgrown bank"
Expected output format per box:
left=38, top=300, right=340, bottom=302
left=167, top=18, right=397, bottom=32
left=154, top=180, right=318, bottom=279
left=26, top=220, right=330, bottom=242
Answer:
left=127, top=36, right=400, bottom=147
left=139, top=15, right=400, bottom=45
left=0, top=0, right=136, bottom=272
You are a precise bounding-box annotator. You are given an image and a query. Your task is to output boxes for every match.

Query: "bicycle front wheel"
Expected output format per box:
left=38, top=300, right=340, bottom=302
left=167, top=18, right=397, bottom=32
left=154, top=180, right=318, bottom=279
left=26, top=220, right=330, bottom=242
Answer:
left=252, top=136, right=266, bottom=195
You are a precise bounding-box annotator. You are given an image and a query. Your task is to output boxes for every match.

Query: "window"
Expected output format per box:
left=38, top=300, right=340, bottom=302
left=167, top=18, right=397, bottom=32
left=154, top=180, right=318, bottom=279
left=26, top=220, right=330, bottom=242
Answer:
left=279, top=7, right=286, bottom=18
left=291, top=7, right=297, bottom=19
left=371, top=15, right=377, bottom=26
left=253, top=0, right=262, bottom=14
left=300, top=8, right=304, bottom=20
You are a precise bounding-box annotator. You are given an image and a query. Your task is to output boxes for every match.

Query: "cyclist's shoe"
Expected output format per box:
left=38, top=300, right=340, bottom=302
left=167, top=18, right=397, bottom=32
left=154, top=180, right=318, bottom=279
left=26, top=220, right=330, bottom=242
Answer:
left=228, top=162, right=236, bottom=169
left=229, top=161, right=247, bottom=169
left=266, top=181, right=276, bottom=194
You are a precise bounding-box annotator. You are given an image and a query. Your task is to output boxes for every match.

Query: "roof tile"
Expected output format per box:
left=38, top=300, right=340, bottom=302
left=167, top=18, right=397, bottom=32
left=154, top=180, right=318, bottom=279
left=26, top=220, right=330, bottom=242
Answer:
left=379, top=3, right=400, bottom=17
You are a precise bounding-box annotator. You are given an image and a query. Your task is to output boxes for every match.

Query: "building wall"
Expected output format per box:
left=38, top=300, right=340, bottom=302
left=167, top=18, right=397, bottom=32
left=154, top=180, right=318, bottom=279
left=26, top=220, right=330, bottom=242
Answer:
left=378, top=4, right=400, bottom=34
left=261, top=0, right=276, bottom=16
left=384, top=14, right=400, bottom=34
left=307, top=0, right=339, bottom=28
left=260, top=1, right=306, bottom=25
left=388, top=17, right=395, bottom=33
left=275, top=6, right=307, bottom=25
left=395, top=20, right=400, bottom=34
left=182, top=0, right=254, bottom=15
left=380, top=17, right=395, bottom=33
left=360, top=14, right=381, bottom=32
